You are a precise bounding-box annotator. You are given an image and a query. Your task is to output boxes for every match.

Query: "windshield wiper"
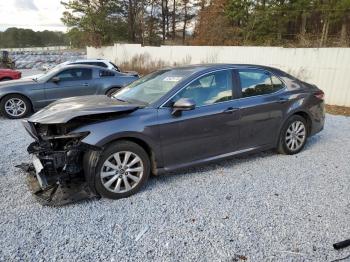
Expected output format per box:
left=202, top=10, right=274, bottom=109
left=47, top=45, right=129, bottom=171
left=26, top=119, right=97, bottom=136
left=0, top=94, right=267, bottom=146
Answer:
left=125, top=98, right=149, bottom=106
left=32, top=78, right=38, bottom=82
left=113, top=97, right=128, bottom=103
left=113, top=97, right=148, bottom=106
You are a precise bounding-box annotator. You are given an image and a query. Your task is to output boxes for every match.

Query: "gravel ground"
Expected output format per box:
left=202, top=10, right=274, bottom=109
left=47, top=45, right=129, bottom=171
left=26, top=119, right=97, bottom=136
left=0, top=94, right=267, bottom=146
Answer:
left=0, top=114, right=349, bottom=262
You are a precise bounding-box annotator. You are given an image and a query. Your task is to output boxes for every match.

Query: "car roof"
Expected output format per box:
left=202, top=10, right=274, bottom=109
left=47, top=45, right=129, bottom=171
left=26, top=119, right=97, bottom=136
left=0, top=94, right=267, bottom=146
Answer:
left=57, top=64, right=111, bottom=70
left=72, top=59, right=109, bottom=63
left=164, top=64, right=292, bottom=78
left=167, top=63, right=276, bottom=71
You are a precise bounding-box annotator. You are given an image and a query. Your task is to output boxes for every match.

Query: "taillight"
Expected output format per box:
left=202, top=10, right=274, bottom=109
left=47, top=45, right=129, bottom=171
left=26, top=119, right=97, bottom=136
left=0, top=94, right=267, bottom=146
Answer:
left=314, top=90, right=324, bottom=100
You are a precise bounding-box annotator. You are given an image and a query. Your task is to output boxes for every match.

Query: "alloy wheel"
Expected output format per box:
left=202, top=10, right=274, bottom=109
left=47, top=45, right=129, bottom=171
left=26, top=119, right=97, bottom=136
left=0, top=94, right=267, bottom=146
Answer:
left=4, top=98, right=26, bottom=117
left=285, top=120, right=306, bottom=151
left=100, top=151, right=144, bottom=193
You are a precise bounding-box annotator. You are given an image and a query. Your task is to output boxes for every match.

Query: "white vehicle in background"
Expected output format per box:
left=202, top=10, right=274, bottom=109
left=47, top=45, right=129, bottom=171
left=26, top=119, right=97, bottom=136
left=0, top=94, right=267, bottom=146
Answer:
left=69, top=59, right=139, bottom=76
left=68, top=59, right=121, bottom=72
left=27, top=59, right=138, bottom=79
left=42, top=59, right=121, bottom=72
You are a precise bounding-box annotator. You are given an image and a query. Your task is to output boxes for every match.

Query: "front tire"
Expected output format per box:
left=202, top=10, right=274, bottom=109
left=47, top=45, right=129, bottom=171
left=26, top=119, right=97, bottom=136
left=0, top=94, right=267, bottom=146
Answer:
left=0, top=94, right=31, bottom=119
left=93, top=141, right=150, bottom=199
left=278, top=115, right=308, bottom=155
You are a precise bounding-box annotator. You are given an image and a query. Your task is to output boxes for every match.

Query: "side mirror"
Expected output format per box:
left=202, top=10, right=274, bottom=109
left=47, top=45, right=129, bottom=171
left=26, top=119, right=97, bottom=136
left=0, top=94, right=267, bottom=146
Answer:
left=51, top=76, right=60, bottom=83
left=172, top=98, right=195, bottom=115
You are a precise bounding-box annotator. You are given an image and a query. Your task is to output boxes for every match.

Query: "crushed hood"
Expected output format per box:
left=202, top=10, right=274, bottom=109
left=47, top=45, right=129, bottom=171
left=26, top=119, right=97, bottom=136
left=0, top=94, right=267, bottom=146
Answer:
left=28, top=95, right=141, bottom=124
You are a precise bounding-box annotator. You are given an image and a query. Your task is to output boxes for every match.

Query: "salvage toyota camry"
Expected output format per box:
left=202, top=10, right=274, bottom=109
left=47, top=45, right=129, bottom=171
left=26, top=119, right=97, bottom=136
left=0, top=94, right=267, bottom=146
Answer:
left=21, top=64, right=325, bottom=205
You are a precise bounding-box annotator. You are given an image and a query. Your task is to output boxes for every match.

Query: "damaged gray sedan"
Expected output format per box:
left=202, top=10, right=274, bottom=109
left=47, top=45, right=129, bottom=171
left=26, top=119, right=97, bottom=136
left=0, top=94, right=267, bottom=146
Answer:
left=21, top=64, right=325, bottom=205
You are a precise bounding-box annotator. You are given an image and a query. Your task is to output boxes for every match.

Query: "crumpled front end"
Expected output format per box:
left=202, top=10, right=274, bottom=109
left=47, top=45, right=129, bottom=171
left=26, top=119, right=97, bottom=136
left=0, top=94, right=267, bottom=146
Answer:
left=19, top=120, right=100, bottom=206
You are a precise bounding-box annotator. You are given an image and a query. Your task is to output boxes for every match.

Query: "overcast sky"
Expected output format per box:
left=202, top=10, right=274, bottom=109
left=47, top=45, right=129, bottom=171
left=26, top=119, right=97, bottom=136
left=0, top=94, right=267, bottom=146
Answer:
left=0, top=0, right=67, bottom=32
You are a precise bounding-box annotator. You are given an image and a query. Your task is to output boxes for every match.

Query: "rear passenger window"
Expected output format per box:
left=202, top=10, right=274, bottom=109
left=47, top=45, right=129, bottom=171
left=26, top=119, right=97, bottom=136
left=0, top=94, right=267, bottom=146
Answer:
left=271, top=75, right=284, bottom=90
left=238, top=70, right=284, bottom=97
left=99, top=70, right=115, bottom=77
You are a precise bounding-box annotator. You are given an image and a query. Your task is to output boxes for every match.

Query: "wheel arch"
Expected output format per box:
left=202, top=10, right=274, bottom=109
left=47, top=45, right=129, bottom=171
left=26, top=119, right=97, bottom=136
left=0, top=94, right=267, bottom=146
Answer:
left=292, top=111, right=312, bottom=135
left=105, top=86, right=122, bottom=95
left=275, top=109, right=313, bottom=147
left=101, top=136, right=158, bottom=175
left=0, top=92, right=34, bottom=111
left=83, top=134, right=159, bottom=196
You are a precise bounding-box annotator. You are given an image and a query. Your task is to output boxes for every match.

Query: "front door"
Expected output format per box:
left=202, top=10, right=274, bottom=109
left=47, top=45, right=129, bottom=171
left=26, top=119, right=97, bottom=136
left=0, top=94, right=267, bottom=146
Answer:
left=44, top=68, right=95, bottom=106
left=157, top=69, right=241, bottom=170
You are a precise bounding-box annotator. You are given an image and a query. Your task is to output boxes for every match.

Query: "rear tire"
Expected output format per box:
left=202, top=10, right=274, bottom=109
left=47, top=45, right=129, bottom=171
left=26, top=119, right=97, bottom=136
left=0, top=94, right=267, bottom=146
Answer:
left=106, top=87, right=120, bottom=97
left=0, top=94, right=31, bottom=119
left=93, top=141, right=150, bottom=199
left=277, top=115, right=308, bottom=155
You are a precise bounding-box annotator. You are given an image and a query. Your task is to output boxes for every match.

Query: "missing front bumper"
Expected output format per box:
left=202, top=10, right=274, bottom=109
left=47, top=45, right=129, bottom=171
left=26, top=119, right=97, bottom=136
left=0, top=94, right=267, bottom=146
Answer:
left=17, top=163, right=97, bottom=206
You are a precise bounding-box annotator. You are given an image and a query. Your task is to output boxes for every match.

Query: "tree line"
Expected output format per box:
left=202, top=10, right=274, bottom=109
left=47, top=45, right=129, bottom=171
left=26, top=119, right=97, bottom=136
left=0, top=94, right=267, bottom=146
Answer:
left=1, top=1, right=349, bottom=48
left=193, top=0, right=350, bottom=47
left=62, top=0, right=350, bottom=47
left=61, top=0, right=203, bottom=47
left=0, top=28, right=68, bottom=48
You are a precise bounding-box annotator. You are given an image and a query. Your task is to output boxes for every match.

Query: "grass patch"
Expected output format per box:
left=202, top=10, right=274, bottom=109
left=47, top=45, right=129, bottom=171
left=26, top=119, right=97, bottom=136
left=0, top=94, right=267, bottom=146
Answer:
left=119, top=53, right=192, bottom=75
left=326, top=105, right=350, bottom=116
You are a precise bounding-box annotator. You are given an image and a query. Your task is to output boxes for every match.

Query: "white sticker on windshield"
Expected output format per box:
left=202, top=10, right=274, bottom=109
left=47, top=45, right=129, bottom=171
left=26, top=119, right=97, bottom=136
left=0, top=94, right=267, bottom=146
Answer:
left=163, top=76, right=183, bottom=82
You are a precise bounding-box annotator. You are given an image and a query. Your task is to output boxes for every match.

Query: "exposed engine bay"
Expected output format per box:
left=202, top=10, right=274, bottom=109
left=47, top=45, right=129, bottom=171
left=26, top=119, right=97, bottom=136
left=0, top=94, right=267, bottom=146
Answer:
left=16, top=95, right=142, bottom=206
left=18, top=119, right=102, bottom=206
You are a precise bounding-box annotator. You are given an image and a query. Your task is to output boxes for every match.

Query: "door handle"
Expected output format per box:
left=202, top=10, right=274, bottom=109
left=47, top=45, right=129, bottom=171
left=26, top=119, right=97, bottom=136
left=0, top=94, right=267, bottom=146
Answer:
left=278, top=98, right=288, bottom=104
left=223, top=107, right=239, bottom=114
left=83, top=83, right=89, bottom=87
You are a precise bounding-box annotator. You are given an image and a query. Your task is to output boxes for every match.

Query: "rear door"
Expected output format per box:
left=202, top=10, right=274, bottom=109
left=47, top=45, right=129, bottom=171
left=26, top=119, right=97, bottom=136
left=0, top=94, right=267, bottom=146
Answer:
left=44, top=68, right=95, bottom=105
left=157, top=69, right=241, bottom=169
left=234, top=68, right=288, bottom=149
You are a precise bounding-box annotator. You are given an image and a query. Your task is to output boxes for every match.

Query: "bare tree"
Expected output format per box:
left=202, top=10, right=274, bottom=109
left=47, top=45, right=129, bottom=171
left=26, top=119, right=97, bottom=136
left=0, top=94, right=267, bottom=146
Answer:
left=182, top=0, right=189, bottom=44
left=172, top=0, right=176, bottom=40
left=161, top=0, right=172, bottom=42
left=340, top=11, right=349, bottom=46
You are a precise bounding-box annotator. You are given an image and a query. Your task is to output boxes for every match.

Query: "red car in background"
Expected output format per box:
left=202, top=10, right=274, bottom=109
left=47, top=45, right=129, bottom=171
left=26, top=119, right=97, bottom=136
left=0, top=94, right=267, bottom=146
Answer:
left=0, top=69, right=21, bottom=81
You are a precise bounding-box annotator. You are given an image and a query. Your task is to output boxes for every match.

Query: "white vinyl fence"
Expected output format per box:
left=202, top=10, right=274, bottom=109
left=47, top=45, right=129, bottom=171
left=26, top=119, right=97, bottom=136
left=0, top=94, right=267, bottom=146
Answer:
left=87, top=44, right=350, bottom=106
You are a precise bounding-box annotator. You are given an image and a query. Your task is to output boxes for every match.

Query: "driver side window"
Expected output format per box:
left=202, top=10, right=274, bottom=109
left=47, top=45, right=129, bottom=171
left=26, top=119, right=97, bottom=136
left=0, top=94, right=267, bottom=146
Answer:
left=173, top=70, right=233, bottom=107
left=53, top=68, right=92, bottom=82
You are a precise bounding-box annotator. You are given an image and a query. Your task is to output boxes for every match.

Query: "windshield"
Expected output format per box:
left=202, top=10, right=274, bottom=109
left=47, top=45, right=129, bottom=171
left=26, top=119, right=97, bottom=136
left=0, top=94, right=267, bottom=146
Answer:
left=113, top=68, right=197, bottom=105
left=35, top=62, right=68, bottom=81
left=35, top=67, right=60, bottom=81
